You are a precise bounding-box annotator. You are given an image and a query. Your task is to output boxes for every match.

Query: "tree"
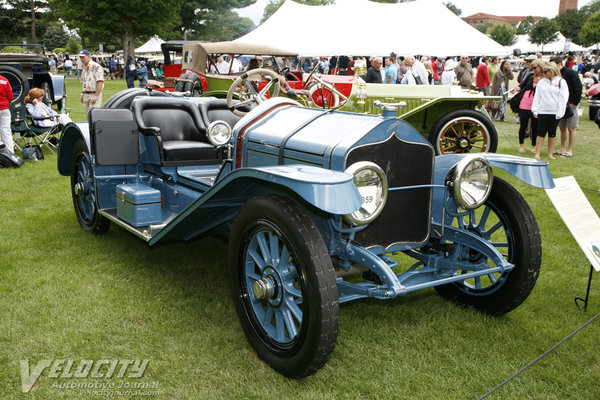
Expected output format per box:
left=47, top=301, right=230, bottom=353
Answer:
left=261, top=0, right=334, bottom=24
left=178, top=0, right=256, bottom=39
left=581, top=0, right=600, bottom=17
left=553, top=9, right=586, bottom=41
left=475, top=23, right=493, bottom=34
left=1, top=0, right=49, bottom=44
left=528, top=18, right=559, bottom=50
left=41, top=22, right=69, bottom=50
left=49, top=0, right=181, bottom=60
left=186, top=10, right=255, bottom=41
left=444, top=2, right=461, bottom=16
left=579, top=11, right=600, bottom=46
left=487, top=22, right=517, bottom=46
left=516, top=16, right=535, bottom=35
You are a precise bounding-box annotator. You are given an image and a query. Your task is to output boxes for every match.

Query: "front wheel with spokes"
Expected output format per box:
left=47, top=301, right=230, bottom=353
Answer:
left=435, top=178, right=541, bottom=315
left=229, top=194, right=338, bottom=378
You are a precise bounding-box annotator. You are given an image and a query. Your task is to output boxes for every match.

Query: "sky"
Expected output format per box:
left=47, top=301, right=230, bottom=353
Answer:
left=235, top=0, right=596, bottom=24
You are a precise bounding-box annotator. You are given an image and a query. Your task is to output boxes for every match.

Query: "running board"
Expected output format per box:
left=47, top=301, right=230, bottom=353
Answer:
left=99, top=208, right=166, bottom=241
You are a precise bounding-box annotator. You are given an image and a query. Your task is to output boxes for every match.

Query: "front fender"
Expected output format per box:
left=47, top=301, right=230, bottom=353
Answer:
left=433, top=153, right=554, bottom=189
left=57, top=122, right=90, bottom=176
left=220, top=165, right=362, bottom=214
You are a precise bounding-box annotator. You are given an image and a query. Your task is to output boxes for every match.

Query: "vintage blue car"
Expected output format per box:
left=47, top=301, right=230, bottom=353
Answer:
left=57, top=91, right=554, bottom=378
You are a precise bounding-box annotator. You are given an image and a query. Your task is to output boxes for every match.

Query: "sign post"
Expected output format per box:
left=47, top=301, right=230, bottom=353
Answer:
left=546, top=176, right=600, bottom=310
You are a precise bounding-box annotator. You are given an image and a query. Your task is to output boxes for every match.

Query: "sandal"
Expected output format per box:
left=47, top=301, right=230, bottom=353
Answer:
left=561, top=153, right=573, bottom=158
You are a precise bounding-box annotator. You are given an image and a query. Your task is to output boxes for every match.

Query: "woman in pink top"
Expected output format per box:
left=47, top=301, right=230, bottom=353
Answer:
left=515, top=59, right=544, bottom=153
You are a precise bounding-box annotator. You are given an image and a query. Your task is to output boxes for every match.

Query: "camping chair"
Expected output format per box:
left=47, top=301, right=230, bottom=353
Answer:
left=10, top=101, right=62, bottom=154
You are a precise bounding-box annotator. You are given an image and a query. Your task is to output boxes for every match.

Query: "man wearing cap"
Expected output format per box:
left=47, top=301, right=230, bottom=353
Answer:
left=79, top=50, right=104, bottom=114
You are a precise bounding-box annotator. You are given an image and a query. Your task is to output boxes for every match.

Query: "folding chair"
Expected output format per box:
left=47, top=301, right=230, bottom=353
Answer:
left=10, top=101, right=62, bottom=153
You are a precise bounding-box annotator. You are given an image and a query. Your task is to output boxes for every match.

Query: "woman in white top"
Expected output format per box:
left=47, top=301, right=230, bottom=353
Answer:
left=24, top=88, right=72, bottom=128
left=531, top=62, right=569, bottom=160
left=440, top=59, right=457, bottom=86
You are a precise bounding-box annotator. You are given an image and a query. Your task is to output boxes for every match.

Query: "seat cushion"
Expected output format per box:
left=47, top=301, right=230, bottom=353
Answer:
left=161, top=140, right=219, bottom=162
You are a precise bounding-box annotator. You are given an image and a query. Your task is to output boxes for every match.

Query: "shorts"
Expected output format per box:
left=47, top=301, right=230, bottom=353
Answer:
left=537, top=114, right=559, bottom=139
left=558, top=107, right=579, bottom=129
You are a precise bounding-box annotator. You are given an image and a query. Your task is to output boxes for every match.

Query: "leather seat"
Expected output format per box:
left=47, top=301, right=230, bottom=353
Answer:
left=131, top=97, right=220, bottom=166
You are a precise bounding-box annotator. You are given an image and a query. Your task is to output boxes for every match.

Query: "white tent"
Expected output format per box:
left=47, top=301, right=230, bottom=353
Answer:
left=507, top=33, right=588, bottom=54
left=235, top=0, right=509, bottom=57
left=135, top=36, right=165, bottom=53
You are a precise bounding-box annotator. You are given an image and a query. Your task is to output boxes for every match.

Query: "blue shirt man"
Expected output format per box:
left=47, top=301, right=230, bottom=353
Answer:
left=384, top=57, right=398, bottom=84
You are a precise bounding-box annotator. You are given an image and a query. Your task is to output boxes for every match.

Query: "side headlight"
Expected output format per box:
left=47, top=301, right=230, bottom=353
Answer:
left=344, top=161, right=388, bottom=226
left=207, top=120, right=232, bottom=147
left=448, top=155, right=493, bottom=209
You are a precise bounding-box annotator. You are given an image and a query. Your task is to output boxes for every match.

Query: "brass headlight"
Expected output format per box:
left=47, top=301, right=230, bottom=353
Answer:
left=448, top=155, right=493, bottom=209
left=344, top=161, right=388, bottom=225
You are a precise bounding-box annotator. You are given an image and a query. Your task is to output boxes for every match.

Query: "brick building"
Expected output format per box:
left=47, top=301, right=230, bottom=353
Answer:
left=462, top=13, right=541, bottom=27
left=559, top=0, right=578, bottom=14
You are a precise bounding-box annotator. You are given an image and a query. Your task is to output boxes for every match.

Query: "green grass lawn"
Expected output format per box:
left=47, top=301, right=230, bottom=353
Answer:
left=1, top=79, right=600, bottom=399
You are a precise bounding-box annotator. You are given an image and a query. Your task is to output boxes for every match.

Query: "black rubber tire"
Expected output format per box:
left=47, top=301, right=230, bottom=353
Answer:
left=70, top=140, right=110, bottom=234
left=429, top=109, right=498, bottom=155
left=0, top=65, right=30, bottom=105
left=434, top=178, right=541, bottom=316
left=229, top=194, right=338, bottom=379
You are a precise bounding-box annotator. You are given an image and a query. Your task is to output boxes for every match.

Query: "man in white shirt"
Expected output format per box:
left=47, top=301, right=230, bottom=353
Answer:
left=404, top=56, right=429, bottom=85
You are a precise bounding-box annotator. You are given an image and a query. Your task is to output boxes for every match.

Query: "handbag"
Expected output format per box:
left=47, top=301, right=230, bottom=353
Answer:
left=562, top=103, right=574, bottom=119
left=509, top=89, right=525, bottom=113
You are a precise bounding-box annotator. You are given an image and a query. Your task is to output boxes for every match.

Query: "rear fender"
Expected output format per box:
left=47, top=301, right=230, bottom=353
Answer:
left=50, top=74, right=66, bottom=101
left=57, top=122, right=90, bottom=176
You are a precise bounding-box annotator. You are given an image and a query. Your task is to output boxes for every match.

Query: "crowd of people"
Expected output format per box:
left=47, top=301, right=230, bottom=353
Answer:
left=1, top=48, right=599, bottom=162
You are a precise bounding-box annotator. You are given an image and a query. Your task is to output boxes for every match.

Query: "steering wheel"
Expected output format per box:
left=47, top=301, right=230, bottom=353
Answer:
left=302, top=62, right=321, bottom=90
left=226, top=68, right=281, bottom=117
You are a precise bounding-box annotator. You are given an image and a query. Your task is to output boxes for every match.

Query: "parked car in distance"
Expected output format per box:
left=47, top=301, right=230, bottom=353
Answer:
left=151, top=41, right=500, bottom=155
left=0, top=44, right=67, bottom=109
left=57, top=91, right=554, bottom=378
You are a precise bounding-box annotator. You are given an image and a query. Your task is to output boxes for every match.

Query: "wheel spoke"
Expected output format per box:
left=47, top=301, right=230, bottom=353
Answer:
left=474, top=276, right=482, bottom=289
left=263, top=305, right=274, bottom=326
left=256, top=232, right=270, bottom=263
left=478, top=206, right=492, bottom=228
left=284, top=284, right=302, bottom=299
left=269, top=234, right=280, bottom=265
left=274, top=309, right=285, bottom=342
left=246, top=271, right=261, bottom=282
left=486, top=221, right=503, bottom=236
left=248, top=248, right=266, bottom=271
left=259, top=79, right=274, bottom=97
left=281, top=308, right=298, bottom=339
left=285, top=298, right=303, bottom=323
left=487, top=273, right=498, bottom=285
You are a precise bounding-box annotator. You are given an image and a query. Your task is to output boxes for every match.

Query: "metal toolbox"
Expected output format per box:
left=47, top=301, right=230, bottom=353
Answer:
left=116, top=183, right=162, bottom=227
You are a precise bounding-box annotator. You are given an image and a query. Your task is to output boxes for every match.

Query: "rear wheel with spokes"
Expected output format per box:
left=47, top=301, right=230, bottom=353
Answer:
left=429, top=109, right=498, bottom=155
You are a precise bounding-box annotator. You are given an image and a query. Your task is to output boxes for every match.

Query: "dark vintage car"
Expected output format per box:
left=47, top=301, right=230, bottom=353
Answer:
left=57, top=91, right=554, bottom=378
left=0, top=44, right=67, bottom=109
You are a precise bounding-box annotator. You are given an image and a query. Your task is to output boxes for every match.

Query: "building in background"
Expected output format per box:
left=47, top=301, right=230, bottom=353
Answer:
left=559, top=0, right=578, bottom=15
left=462, top=13, right=541, bottom=27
